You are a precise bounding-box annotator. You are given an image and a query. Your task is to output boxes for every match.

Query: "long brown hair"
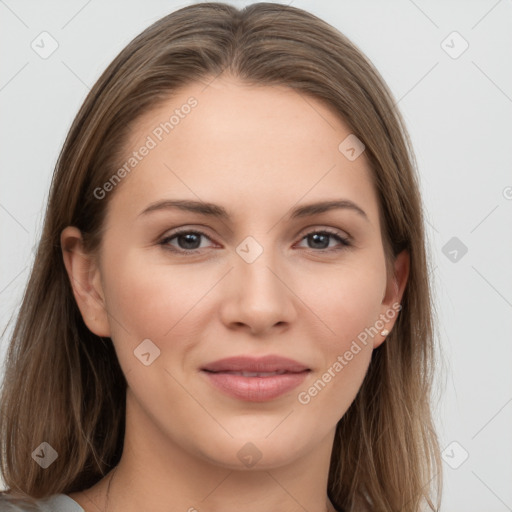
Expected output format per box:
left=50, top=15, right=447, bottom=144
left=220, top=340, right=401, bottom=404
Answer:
left=0, top=3, right=441, bottom=510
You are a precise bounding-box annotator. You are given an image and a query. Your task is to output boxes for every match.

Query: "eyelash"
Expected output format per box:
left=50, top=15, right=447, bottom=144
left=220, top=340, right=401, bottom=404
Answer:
left=158, top=228, right=352, bottom=255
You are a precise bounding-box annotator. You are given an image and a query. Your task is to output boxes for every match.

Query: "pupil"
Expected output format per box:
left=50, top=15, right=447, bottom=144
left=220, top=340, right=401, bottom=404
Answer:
left=309, top=233, right=329, bottom=249
left=179, top=233, right=200, bottom=249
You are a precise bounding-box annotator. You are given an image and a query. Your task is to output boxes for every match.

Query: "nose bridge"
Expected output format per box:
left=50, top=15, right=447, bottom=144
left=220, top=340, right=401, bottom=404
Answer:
left=235, top=235, right=283, bottom=301
left=221, top=234, right=296, bottom=332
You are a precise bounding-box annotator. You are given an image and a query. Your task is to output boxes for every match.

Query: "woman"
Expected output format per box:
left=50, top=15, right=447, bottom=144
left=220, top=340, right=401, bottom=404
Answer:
left=0, top=2, right=441, bottom=511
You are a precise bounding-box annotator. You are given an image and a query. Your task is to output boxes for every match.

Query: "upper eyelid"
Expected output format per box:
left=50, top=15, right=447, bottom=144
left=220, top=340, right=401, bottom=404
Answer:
left=161, top=226, right=351, bottom=247
left=162, top=225, right=350, bottom=238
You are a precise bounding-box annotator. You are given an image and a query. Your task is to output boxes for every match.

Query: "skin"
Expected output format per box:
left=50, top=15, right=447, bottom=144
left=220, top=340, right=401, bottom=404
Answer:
left=62, top=76, right=409, bottom=512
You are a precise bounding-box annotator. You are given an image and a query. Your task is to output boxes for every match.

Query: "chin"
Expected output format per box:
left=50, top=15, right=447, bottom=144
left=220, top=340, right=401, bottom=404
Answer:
left=191, top=427, right=317, bottom=471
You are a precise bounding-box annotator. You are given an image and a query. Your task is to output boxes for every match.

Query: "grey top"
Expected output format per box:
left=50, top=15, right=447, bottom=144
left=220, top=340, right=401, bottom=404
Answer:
left=0, top=494, right=84, bottom=512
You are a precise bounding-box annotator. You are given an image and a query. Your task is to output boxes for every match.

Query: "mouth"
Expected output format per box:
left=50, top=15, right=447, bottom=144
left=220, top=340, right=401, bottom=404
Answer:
left=201, top=355, right=311, bottom=402
left=213, top=370, right=289, bottom=377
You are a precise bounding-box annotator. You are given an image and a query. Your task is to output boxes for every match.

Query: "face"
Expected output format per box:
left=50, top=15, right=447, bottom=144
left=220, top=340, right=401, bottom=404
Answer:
left=63, top=76, right=408, bottom=471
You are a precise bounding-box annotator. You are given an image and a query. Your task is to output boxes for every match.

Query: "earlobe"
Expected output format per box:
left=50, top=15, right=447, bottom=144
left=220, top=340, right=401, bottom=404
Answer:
left=60, top=226, right=111, bottom=337
left=374, top=250, right=410, bottom=348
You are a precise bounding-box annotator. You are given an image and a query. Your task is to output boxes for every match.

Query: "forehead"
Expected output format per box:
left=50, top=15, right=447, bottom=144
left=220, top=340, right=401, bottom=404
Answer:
left=107, top=76, right=380, bottom=227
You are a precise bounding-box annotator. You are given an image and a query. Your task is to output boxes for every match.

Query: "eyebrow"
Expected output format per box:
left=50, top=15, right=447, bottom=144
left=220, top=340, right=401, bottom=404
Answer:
left=137, top=198, right=369, bottom=222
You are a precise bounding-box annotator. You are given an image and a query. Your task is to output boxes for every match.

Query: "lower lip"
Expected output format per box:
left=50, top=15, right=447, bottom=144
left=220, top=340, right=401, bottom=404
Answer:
left=202, top=371, right=309, bottom=402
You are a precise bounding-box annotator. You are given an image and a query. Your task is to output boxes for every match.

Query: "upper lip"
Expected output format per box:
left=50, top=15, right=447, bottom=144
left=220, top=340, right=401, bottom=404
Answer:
left=201, top=355, right=310, bottom=373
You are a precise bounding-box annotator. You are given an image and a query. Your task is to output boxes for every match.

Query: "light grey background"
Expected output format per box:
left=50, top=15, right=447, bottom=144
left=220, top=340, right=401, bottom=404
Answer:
left=1, top=1, right=511, bottom=510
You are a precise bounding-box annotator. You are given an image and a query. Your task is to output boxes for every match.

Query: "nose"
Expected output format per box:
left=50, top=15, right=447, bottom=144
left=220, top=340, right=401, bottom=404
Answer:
left=219, top=250, right=297, bottom=336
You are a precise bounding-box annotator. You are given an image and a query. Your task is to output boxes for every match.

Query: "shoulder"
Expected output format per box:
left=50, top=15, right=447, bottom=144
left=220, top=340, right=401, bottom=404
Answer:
left=0, top=493, right=84, bottom=512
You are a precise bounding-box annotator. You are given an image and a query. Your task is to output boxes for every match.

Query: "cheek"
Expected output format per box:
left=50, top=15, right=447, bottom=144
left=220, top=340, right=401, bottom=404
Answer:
left=105, top=246, right=213, bottom=319
left=291, top=257, right=385, bottom=418
left=99, top=253, right=215, bottom=428
left=99, top=249, right=216, bottom=370
left=297, top=253, right=387, bottom=343
left=296, top=343, right=372, bottom=428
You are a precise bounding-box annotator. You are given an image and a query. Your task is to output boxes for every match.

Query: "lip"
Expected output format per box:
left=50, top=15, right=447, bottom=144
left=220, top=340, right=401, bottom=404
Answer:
left=201, top=355, right=310, bottom=402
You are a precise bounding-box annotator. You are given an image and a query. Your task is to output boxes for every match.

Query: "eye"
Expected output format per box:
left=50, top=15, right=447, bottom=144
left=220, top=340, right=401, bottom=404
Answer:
left=159, top=227, right=351, bottom=255
left=159, top=230, right=214, bottom=253
left=296, top=229, right=351, bottom=251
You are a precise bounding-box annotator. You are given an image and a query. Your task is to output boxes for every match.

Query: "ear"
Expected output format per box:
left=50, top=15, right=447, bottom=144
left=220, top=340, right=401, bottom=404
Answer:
left=373, top=249, right=410, bottom=348
left=60, top=226, right=111, bottom=337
